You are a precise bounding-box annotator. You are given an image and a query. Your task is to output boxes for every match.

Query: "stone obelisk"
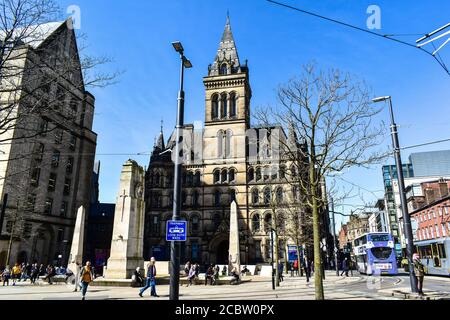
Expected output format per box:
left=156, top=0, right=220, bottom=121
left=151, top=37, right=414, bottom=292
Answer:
left=228, top=200, right=240, bottom=276
left=67, top=206, right=85, bottom=272
left=105, top=160, right=145, bottom=279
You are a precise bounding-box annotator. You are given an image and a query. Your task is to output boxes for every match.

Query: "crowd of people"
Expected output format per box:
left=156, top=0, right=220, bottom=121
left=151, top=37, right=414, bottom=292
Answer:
left=0, top=263, right=68, bottom=286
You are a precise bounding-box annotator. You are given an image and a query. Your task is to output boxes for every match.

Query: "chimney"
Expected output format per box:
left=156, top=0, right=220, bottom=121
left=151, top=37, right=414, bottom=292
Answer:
left=438, top=181, right=449, bottom=198
left=425, top=188, right=435, bottom=205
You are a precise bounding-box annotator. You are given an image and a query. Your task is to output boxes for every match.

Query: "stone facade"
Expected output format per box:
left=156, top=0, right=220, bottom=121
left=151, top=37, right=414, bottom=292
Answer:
left=143, top=17, right=313, bottom=265
left=0, top=20, right=97, bottom=267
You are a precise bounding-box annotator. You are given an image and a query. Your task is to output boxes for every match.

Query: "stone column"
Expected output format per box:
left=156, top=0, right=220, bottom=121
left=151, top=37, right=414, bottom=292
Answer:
left=105, top=160, right=145, bottom=279
left=67, top=206, right=85, bottom=272
left=228, top=200, right=241, bottom=276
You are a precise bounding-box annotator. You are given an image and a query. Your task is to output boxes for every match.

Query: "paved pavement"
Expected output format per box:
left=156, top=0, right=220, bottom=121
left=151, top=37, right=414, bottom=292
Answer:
left=1, top=271, right=449, bottom=300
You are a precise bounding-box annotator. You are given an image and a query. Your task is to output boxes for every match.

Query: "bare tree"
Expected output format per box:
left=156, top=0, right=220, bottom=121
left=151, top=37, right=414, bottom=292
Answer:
left=255, top=63, right=386, bottom=300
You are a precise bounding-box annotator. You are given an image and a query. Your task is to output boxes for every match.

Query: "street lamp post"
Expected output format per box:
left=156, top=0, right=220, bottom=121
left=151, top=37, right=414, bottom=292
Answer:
left=270, top=228, right=275, bottom=290
left=329, top=197, right=339, bottom=276
left=169, top=41, right=192, bottom=301
left=372, top=96, right=418, bottom=293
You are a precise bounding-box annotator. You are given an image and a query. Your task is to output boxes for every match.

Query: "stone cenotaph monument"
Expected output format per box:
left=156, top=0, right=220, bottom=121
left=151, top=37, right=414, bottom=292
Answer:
left=104, top=160, right=145, bottom=279
left=228, top=200, right=241, bottom=277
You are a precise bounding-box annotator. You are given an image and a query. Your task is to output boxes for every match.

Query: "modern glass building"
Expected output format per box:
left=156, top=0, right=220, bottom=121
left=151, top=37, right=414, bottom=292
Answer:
left=382, top=164, right=414, bottom=257
left=409, top=150, right=450, bottom=177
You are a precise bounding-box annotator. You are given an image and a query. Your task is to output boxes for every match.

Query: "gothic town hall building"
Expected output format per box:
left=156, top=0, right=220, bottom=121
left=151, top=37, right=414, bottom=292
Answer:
left=143, top=17, right=308, bottom=265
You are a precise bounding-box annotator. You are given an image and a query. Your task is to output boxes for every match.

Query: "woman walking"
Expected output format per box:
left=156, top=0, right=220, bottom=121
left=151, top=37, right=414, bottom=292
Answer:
left=80, top=261, right=94, bottom=300
left=139, top=257, right=158, bottom=297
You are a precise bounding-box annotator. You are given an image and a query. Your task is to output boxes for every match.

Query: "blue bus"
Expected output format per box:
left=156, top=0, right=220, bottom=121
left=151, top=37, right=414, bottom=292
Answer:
left=353, top=232, right=398, bottom=275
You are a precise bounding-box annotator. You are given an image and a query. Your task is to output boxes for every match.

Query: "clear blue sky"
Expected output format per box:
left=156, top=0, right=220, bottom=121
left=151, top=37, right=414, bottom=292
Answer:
left=58, top=0, right=450, bottom=225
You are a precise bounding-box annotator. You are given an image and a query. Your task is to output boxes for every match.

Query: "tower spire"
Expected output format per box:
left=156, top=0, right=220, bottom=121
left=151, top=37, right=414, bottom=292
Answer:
left=208, top=13, right=242, bottom=76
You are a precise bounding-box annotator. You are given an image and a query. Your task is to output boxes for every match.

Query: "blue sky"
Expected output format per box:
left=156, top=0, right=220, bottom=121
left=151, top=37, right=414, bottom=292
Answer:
left=58, top=0, right=450, bottom=225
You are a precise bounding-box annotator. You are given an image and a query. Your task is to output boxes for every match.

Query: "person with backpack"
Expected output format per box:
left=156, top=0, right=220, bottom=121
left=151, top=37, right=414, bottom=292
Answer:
left=80, top=261, right=95, bottom=300
left=413, top=253, right=425, bottom=296
left=139, top=257, right=158, bottom=297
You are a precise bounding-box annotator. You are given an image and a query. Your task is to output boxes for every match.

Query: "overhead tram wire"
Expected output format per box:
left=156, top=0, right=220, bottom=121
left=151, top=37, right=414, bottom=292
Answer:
left=266, top=0, right=450, bottom=76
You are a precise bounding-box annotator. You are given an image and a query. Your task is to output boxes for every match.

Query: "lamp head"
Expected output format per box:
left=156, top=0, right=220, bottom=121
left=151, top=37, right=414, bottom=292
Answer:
left=172, top=41, right=184, bottom=53
left=372, top=96, right=391, bottom=103
left=183, top=57, right=193, bottom=68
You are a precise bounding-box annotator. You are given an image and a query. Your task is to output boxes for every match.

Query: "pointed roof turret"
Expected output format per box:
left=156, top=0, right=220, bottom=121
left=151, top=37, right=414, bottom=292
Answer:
left=208, top=14, right=243, bottom=76
left=155, top=119, right=165, bottom=151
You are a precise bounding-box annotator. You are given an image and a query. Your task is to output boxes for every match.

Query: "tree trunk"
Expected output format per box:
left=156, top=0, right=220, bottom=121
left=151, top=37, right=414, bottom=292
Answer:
left=295, top=239, right=302, bottom=277
left=310, top=142, right=324, bottom=300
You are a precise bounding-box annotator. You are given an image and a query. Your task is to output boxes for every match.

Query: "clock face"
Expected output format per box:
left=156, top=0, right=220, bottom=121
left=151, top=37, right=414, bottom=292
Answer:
left=135, top=183, right=143, bottom=198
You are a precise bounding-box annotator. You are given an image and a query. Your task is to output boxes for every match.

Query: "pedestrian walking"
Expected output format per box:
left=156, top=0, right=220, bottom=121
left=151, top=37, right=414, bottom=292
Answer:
left=278, top=261, right=284, bottom=282
left=44, top=265, right=56, bottom=284
left=30, top=263, right=39, bottom=284
left=184, top=261, right=191, bottom=276
left=413, top=253, right=425, bottom=296
left=139, top=257, right=158, bottom=297
left=80, top=261, right=95, bottom=300
left=186, top=265, right=196, bottom=287
left=293, top=259, right=299, bottom=277
left=340, top=258, right=349, bottom=277
left=1, top=266, right=11, bottom=286
left=303, top=257, right=311, bottom=283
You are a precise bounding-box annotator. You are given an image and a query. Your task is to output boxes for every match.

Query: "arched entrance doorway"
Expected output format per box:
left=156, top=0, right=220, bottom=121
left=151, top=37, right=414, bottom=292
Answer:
left=216, top=240, right=229, bottom=265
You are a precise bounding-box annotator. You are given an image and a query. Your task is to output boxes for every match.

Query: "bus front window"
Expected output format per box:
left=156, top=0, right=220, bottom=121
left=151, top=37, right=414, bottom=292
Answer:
left=370, top=247, right=393, bottom=260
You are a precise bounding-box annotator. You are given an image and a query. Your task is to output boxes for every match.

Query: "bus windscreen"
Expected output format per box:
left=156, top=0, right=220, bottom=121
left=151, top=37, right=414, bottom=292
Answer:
left=369, top=234, right=390, bottom=242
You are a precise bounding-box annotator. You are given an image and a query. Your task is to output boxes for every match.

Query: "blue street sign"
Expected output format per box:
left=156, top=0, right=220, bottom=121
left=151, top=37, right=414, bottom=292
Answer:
left=166, top=220, right=187, bottom=242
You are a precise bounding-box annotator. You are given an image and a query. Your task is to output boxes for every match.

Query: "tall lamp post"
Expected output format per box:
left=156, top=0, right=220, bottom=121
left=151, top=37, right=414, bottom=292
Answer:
left=372, top=96, right=418, bottom=293
left=329, top=196, right=339, bottom=276
left=169, top=41, right=192, bottom=301
left=270, top=228, right=275, bottom=290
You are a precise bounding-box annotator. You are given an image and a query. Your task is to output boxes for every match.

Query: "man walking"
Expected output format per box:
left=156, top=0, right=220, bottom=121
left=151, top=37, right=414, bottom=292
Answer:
left=139, top=257, right=158, bottom=298
left=413, top=253, right=425, bottom=296
left=340, top=258, right=349, bottom=277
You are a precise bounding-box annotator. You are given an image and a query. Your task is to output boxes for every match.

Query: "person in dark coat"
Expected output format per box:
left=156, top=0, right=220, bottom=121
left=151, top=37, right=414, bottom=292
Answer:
left=340, top=258, right=349, bottom=277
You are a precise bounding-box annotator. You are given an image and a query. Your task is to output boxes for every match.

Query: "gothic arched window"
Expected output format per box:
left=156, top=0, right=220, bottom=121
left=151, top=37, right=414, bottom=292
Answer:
left=229, top=168, right=236, bottom=182
left=221, top=94, right=227, bottom=119
left=187, top=172, right=193, bottom=186
left=248, top=168, right=255, bottom=181
left=276, top=187, right=283, bottom=203
left=212, top=94, right=219, bottom=119
left=252, top=214, right=261, bottom=232
left=230, top=93, right=237, bottom=117
left=225, top=130, right=232, bottom=158
left=191, top=215, right=200, bottom=233
left=220, top=63, right=227, bottom=75
left=252, top=188, right=259, bottom=205
left=217, top=130, right=224, bottom=158
left=221, top=169, right=228, bottom=183
left=264, top=213, right=272, bottom=232
left=213, top=170, right=220, bottom=184
left=154, top=172, right=160, bottom=187
left=263, top=188, right=271, bottom=205
left=256, top=168, right=262, bottom=181
left=194, top=171, right=201, bottom=186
